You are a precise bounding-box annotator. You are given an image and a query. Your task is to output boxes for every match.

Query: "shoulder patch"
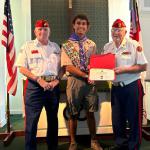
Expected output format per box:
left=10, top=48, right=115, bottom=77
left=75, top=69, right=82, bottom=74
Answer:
left=136, top=46, right=143, bottom=52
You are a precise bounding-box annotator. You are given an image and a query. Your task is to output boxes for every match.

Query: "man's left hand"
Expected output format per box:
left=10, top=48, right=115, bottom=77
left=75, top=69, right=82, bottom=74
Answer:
left=88, top=80, right=95, bottom=85
left=114, top=66, right=127, bottom=74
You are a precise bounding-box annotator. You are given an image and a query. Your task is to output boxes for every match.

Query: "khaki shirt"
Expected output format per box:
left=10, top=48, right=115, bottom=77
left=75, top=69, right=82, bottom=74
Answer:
left=61, top=39, right=96, bottom=67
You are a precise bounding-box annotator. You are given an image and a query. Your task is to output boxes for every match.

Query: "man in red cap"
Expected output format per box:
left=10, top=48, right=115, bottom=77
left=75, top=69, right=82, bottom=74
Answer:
left=103, top=19, right=148, bottom=150
left=16, top=19, right=64, bottom=150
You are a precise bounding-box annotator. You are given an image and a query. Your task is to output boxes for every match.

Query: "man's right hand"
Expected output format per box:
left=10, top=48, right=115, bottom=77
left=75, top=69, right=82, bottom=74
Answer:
left=37, top=78, right=52, bottom=91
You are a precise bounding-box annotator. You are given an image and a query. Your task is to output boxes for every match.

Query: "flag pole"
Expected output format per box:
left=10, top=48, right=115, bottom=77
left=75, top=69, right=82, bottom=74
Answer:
left=0, top=0, right=17, bottom=145
left=2, top=93, right=15, bottom=146
left=6, top=93, right=11, bottom=133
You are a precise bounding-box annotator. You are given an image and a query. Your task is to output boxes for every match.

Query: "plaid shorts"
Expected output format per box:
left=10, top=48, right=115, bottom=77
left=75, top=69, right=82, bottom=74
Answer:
left=66, top=76, right=98, bottom=116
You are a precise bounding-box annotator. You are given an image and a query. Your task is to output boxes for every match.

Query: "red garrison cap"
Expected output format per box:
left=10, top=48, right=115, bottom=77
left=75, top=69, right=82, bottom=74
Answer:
left=112, top=19, right=126, bottom=28
left=35, top=19, right=49, bottom=28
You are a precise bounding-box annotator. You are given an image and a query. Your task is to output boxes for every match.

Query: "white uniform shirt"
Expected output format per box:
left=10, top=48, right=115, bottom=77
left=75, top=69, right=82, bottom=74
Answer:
left=16, top=39, right=61, bottom=76
left=103, top=38, right=148, bottom=83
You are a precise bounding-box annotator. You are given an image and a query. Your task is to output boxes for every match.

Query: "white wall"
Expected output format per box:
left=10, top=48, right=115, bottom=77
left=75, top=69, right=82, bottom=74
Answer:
left=0, top=0, right=31, bottom=127
left=140, top=11, right=150, bottom=79
left=9, top=0, right=31, bottom=114
left=108, top=0, right=130, bottom=40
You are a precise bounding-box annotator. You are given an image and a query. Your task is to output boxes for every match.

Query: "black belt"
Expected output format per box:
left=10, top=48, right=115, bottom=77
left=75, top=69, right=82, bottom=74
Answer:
left=112, top=82, right=126, bottom=87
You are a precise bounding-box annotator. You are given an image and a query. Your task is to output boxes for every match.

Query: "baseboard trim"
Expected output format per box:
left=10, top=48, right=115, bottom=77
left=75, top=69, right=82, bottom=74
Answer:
left=1, top=126, right=150, bottom=146
left=10, top=110, right=23, bottom=115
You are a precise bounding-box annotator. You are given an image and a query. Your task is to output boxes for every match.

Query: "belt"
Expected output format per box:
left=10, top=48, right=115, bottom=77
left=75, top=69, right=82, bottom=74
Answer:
left=41, top=75, right=57, bottom=82
left=112, top=78, right=139, bottom=87
left=112, top=81, right=126, bottom=87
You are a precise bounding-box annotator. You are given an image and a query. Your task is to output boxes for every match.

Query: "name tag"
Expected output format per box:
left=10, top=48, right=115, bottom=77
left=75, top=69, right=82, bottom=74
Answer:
left=121, top=51, right=131, bottom=59
left=31, top=50, right=39, bottom=54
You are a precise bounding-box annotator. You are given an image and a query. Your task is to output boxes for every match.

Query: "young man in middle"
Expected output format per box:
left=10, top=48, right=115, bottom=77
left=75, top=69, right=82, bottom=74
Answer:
left=61, top=14, right=103, bottom=150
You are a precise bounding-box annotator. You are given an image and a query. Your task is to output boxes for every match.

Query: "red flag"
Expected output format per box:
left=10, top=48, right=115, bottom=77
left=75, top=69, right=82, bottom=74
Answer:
left=129, top=0, right=147, bottom=139
left=1, top=0, right=17, bottom=96
left=129, top=0, right=142, bottom=44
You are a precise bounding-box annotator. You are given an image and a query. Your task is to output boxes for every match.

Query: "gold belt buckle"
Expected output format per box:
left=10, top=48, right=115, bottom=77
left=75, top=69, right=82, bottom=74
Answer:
left=45, top=76, right=52, bottom=81
left=41, top=75, right=56, bottom=82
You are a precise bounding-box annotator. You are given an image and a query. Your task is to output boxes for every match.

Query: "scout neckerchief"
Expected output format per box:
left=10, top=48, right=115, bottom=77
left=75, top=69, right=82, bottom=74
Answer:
left=69, top=33, right=87, bottom=71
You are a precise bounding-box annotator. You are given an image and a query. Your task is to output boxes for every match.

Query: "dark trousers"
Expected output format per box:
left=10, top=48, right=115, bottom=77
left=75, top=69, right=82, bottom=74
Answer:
left=111, top=80, right=143, bottom=150
left=25, top=79, right=59, bottom=150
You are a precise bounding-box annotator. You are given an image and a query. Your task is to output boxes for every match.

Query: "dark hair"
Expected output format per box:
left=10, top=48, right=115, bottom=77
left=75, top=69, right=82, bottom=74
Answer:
left=72, top=14, right=90, bottom=26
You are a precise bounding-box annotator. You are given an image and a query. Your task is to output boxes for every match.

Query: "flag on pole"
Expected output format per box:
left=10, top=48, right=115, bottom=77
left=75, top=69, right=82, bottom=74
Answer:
left=1, top=0, right=17, bottom=96
left=129, top=0, right=147, bottom=125
left=129, top=0, right=142, bottom=44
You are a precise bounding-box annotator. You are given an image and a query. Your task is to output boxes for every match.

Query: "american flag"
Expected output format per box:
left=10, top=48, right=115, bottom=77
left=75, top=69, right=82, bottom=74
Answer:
left=1, top=0, right=17, bottom=96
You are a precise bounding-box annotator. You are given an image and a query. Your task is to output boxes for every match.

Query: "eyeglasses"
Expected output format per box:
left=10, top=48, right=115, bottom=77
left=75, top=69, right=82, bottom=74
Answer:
left=111, top=28, right=124, bottom=32
left=37, top=27, right=49, bottom=31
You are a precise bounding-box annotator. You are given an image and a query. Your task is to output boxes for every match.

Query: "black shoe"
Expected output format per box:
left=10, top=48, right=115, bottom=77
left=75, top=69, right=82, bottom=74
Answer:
left=110, top=146, right=120, bottom=150
left=110, top=145, right=128, bottom=150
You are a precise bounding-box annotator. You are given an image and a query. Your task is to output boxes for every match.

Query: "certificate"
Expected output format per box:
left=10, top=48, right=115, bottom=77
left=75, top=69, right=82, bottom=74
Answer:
left=89, top=53, right=115, bottom=81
